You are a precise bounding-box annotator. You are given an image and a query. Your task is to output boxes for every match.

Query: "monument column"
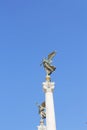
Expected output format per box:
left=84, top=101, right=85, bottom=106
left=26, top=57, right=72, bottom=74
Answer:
left=43, top=76, right=56, bottom=130
left=37, top=51, right=57, bottom=130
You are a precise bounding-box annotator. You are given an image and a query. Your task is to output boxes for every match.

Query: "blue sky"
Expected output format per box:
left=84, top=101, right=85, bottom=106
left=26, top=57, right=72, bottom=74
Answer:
left=0, top=0, right=87, bottom=130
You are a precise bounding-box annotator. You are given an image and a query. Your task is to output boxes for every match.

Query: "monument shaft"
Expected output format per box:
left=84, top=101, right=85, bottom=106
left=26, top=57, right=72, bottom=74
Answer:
left=43, top=80, right=56, bottom=130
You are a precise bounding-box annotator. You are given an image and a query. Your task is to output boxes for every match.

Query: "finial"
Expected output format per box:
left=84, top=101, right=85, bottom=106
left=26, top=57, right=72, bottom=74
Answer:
left=46, top=75, right=51, bottom=82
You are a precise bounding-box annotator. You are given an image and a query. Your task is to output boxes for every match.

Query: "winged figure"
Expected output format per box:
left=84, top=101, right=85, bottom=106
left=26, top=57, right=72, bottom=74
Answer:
left=36, top=102, right=46, bottom=119
left=41, top=51, right=56, bottom=75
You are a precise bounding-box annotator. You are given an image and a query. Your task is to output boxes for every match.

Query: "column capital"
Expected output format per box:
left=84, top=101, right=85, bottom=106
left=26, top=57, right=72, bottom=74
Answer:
left=43, top=81, right=55, bottom=93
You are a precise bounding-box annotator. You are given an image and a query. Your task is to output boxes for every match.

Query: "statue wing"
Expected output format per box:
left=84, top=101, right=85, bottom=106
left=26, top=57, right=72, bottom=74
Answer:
left=41, top=101, right=45, bottom=108
left=48, top=51, right=56, bottom=61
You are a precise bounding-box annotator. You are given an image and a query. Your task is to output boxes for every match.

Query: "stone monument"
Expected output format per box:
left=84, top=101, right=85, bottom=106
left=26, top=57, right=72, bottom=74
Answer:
left=37, top=51, right=56, bottom=130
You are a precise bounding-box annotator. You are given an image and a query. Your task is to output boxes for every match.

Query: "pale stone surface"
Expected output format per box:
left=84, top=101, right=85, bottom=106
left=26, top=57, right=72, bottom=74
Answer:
left=37, top=119, right=46, bottom=130
left=43, top=81, right=56, bottom=130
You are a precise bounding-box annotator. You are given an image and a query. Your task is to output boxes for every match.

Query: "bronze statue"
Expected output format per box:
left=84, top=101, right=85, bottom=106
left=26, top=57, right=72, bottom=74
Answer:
left=36, top=102, right=46, bottom=119
left=41, top=51, right=56, bottom=76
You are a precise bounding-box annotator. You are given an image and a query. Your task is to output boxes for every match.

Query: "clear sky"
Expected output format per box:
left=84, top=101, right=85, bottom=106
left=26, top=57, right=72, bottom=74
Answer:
left=0, top=0, right=87, bottom=130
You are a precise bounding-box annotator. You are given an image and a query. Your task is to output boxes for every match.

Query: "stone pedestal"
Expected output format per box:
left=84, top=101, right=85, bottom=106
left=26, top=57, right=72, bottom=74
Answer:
left=43, top=76, right=56, bottom=130
left=37, top=119, right=46, bottom=130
